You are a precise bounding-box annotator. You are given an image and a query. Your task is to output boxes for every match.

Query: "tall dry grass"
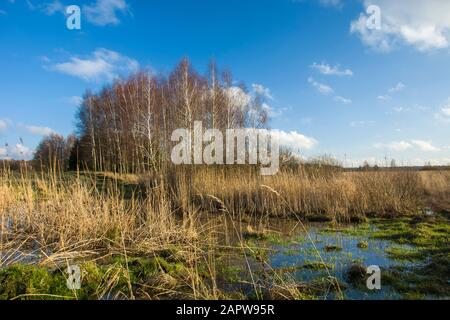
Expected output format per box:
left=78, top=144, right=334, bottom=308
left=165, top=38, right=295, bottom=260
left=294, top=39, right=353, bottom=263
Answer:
left=171, top=166, right=440, bottom=221
left=1, top=164, right=448, bottom=299
left=419, top=170, right=450, bottom=212
left=0, top=168, right=199, bottom=268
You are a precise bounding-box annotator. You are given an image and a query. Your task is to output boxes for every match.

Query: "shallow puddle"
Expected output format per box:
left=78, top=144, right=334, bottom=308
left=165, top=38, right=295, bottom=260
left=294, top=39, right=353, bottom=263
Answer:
left=207, top=216, right=424, bottom=299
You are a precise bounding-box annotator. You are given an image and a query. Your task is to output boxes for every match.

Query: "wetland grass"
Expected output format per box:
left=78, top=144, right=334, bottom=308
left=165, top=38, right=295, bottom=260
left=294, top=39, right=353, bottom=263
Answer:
left=0, top=164, right=449, bottom=300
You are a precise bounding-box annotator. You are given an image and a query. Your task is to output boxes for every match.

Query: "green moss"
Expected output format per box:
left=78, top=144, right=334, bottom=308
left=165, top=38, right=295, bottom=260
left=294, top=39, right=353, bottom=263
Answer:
left=385, top=246, right=423, bottom=262
left=302, top=261, right=334, bottom=271
left=0, top=265, right=74, bottom=300
left=383, top=264, right=450, bottom=298
left=369, top=213, right=450, bottom=298
left=266, top=233, right=292, bottom=246
left=0, top=255, right=191, bottom=300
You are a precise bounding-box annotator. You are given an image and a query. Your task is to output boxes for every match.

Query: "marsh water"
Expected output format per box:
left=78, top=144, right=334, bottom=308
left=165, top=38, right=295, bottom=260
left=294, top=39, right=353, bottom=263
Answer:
left=205, top=215, right=422, bottom=300
left=1, top=214, right=443, bottom=300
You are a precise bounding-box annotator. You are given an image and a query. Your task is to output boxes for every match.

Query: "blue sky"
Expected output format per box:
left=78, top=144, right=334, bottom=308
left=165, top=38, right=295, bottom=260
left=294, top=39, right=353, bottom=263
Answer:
left=1, top=0, right=450, bottom=166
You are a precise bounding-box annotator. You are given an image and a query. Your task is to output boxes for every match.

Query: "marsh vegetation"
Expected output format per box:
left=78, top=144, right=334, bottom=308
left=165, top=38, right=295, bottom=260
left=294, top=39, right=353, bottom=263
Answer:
left=0, top=164, right=448, bottom=300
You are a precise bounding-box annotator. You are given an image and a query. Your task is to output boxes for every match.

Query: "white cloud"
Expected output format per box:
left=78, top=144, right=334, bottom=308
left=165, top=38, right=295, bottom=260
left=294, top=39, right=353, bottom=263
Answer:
left=411, top=140, right=441, bottom=152
left=435, top=98, right=450, bottom=123
left=308, top=77, right=334, bottom=95
left=334, top=96, right=352, bottom=104
left=49, top=48, right=139, bottom=82
left=41, top=0, right=64, bottom=15
left=375, top=140, right=441, bottom=152
left=252, top=84, right=273, bottom=100
left=393, top=106, right=406, bottom=113
left=378, top=82, right=406, bottom=101
left=83, top=0, right=129, bottom=26
left=374, top=141, right=412, bottom=151
left=226, top=87, right=251, bottom=110
left=0, top=143, right=34, bottom=160
left=0, top=119, right=8, bottom=132
left=270, top=129, right=318, bottom=150
left=441, top=107, right=450, bottom=117
left=26, top=125, right=55, bottom=136
left=388, top=82, right=405, bottom=93
left=311, top=62, right=353, bottom=76
left=351, top=0, right=450, bottom=52
left=65, top=96, right=83, bottom=106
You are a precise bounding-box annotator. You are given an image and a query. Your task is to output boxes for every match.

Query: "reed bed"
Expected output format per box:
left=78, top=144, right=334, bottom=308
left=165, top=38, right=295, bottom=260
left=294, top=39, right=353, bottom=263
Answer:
left=0, top=168, right=199, bottom=268
left=0, top=165, right=449, bottom=299
left=186, top=166, right=438, bottom=221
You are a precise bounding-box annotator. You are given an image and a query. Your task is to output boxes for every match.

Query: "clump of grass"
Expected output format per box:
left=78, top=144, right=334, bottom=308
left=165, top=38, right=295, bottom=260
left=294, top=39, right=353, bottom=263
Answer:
left=324, top=245, right=342, bottom=252
left=357, top=241, right=369, bottom=249
left=345, top=263, right=367, bottom=285
left=243, top=225, right=268, bottom=240
left=302, top=261, right=334, bottom=271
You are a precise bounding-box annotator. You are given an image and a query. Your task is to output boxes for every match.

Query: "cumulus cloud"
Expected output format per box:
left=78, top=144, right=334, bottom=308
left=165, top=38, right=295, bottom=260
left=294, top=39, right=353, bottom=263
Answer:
left=435, top=98, right=450, bottom=123
left=26, top=125, right=55, bottom=136
left=83, top=0, right=129, bottom=26
left=442, top=107, right=450, bottom=117
left=49, top=48, right=139, bottom=82
left=375, top=140, right=441, bottom=152
left=226, top=87, right=251, bottom=110
left=41, top=0, right=65, bottom=15
left=374, top=141, right=412, bottom=151
left=334, top=96, right=352, bottom=104
left=377, top=82, right=406, bottom=101
left=351, top=0, right=450, bottom=52
left=65, top=96, right=83, bottom=106
left=252, top=84, right=273, bottom=100
left=21, top=0, right=130, bottom=26
left=411, top=140, right=441, bottom=152
left=270, top=129, right=318, bottom=150
left=226, top=86, right=286, bottom=118
left=0, top=143, right=34, bottom=160
left=311, top=62, right=353, bottom=76
left=308, top=77, right=334, bottom=95
left=388, top=82, right=405, bottom=93
left=0, top=119, right=8, bottom=132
